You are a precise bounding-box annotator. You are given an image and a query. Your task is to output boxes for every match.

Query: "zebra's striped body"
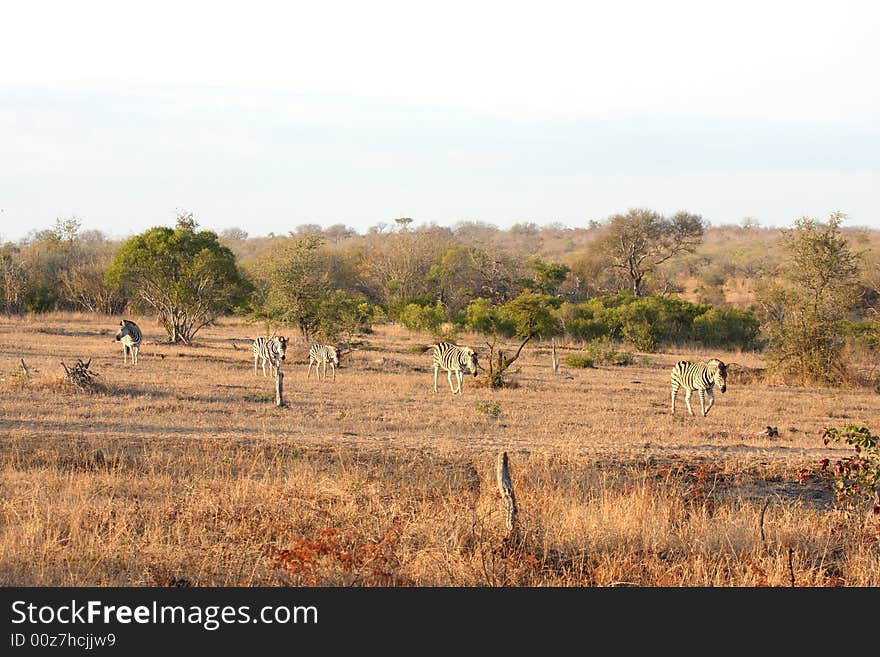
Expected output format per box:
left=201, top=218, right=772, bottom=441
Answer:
left=115, top=320, right=142, bottom=365
left=670, top=358, right=728, bottom=416
left=431, top=342, right=479, bottom=394
left=307, top=344, right=340, bottom=381
left=253, top=336, right=288, bottom=377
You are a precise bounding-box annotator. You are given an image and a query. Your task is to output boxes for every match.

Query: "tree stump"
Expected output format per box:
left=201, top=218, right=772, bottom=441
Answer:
left=551, top=339, right=559, bottom=375
left=275, top=370, right=285, bottom=407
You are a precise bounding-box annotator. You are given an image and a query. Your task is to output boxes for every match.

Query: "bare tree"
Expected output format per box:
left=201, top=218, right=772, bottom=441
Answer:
left=591, top=208, right=706, bottom=296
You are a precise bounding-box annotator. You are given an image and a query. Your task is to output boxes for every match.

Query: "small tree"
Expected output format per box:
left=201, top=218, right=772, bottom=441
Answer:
left=756, top=212, right=861, bottom=384
left=250, top=234, right=329, bottom=340
left=315, top=290, right=378, bottom=344
left=105, top=217, right=250, bottom=343
left=591, top=208, right=706, bottom=296
left=465, top=291, right=562, bottom=387
left=524, top=256, right=570, bottom=296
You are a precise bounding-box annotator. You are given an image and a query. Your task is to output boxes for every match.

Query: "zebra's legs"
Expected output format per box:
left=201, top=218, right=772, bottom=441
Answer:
left=447, top=370, right=456, bottom=393
left=671, top=383, right=679, bottom=414
left=456, top=371, right=463, bottom=394
left=132, top=346, right=138, bottom=365
left=697, top=389, right=707, bottom=416
left=322, top=361, right=327, bottom=380
left=330, top=363, right=336, bottom=381
left=262, top=358, right=268, bottom=377
left=705, top=388, right=715, bottom=415
left=684, top=389, right=695, bottom=416
left=433, top=365, right=439, bottom=393
left=254, top=355, right=259, bottom=376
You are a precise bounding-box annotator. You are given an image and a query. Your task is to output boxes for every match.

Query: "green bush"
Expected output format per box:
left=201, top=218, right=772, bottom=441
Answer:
left=583, top=337, right=633, bottom=366
left=398, top=301, right=448, bottom=335
left=564, top=355, right=595, bottom=368
left=610, top=296, right=706, bottom=351
left=819, top=424, right=880, bottom=520
left=691, top=306, right=760, bottom=348
left=557, top=294, right=759, bottom=352
left=24, top=285, right=59, bottom=312
left=557, top=301, right=610, bottom=341
left=475, top=400, right=502, bottom=417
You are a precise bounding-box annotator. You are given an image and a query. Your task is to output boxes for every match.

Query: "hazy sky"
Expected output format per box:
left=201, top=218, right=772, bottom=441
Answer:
left=1, top=0, right=878, bottom=241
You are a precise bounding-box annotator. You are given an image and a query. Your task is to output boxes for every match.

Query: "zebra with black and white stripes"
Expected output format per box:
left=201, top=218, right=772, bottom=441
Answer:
left=115, top=319, right=142, bottom=365
left=430, top=342, right=479, bottom=394
left=670, top=358, right=728, bottom=416
left=307, top=344, right=340, bottom=381
left=253, top=336, right=289, bottom=377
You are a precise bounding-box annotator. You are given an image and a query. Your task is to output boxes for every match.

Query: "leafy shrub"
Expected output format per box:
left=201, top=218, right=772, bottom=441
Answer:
left=557, top=301, right=610, bottom=341
left=398, top=301, right=449, bottom=336
left=475, top=400, right=502, bottom=417
left=557, top=294, right=759, bottom=352
left=819, top=424, right=880, bottom=520
left=24, top=285, right=59, bottom=312
left=691, top=307, right=760, bottom=349
left=583, top=337, right=633, bottom=366
left=564, top=355, right=595, bottom=368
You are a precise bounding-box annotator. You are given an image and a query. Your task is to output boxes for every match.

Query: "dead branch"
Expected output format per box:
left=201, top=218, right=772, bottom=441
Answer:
left=759, top=498, right=771, bottom=552
left=496, top=451, right=518, bottom=540
left=60, top=358, right=99, bottom=392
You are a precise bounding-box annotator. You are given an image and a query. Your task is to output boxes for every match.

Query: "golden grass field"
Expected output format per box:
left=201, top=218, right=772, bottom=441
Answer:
left=2, top=312, right=879, bottom=586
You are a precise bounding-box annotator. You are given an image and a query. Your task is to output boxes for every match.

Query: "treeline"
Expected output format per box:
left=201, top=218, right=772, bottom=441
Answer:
left=3, top=211, right=879, bottom=386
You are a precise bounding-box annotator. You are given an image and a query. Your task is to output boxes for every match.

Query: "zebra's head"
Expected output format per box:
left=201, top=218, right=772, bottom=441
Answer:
left=276, top=336, right=288, bottom=361
left=115, top=320, right=132, bottom=342
left=328, top=345, right=340, bottom=366
left=708, top=358, right=728, bottom=393
left=463, top=347, right=479, bottom=377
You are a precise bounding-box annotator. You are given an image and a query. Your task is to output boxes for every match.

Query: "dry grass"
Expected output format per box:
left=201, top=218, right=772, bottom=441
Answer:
left=2, top=313, right=879, bottom=586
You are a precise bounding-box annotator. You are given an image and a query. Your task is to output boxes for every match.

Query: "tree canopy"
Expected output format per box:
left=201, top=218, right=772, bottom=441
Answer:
left=591, top=208, right=706, bottom=296
left=105, top=220, right=250, bottom=343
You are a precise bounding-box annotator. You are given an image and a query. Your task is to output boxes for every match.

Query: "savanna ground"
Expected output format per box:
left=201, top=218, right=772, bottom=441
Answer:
left=2, top=313, right=879, bottom=586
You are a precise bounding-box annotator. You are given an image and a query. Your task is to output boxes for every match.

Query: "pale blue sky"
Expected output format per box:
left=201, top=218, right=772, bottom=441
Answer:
left=1, top=0, right=878, bottom=241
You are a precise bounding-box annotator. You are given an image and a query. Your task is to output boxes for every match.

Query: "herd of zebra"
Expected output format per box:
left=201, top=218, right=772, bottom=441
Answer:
left=113, top=320, right=729, bottom=417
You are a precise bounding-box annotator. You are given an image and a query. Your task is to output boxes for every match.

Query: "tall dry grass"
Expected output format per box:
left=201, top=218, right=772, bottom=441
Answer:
left=1, top=313, right=879, bottom=586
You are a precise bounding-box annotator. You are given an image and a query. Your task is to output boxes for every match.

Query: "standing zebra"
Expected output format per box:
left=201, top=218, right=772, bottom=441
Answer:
left=307, top=344, right=340, bottom=381
left=115, top=319, right=142, bottom=365
left=670, top=358, right=728, bottom=416
left=253, top=336, right=289, bottom=377
left=430, top=342, right=479, bottom=394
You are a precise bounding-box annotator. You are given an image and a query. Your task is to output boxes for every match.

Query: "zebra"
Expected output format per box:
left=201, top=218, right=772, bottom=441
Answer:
left=253, top=336, right=289, bottom=377
left=670, top=358, right=728, bottom=416
left=307, top=344, right=340, bottom=381
left=430, top=342, right=479, bottom=394
left=115, top=319, right=142, bottom=365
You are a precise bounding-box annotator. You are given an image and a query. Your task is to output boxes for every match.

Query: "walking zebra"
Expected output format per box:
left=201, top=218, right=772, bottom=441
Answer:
left=253, top=336, right=289, bottom=377
left=115, top=319, right=142, bottom=365
left=670, top=358, right=728, bottom=416
left=307, top=344, right=340, bottom=381
left=430, top=342, right=479, bottom=394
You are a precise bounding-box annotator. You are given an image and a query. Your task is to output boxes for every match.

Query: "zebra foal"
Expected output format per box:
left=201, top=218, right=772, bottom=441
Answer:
left=307, top=344, right=340, bottom=381
left=253, top=336, right=289, bottom=377
left=670, top=358, right=728, bottom=416
left=430, top=342, right=479, bottom=394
